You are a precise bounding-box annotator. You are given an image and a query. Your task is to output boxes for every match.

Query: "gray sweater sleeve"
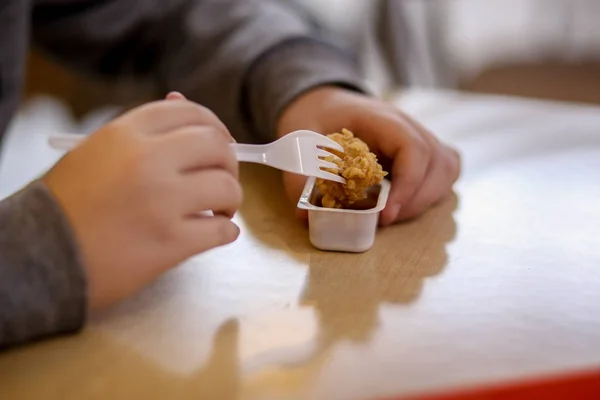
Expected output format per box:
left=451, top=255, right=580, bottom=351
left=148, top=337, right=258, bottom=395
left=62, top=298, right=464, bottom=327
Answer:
left=0, top=181, right=87, bottom=349
left=31, top=0, right=367, bottom=142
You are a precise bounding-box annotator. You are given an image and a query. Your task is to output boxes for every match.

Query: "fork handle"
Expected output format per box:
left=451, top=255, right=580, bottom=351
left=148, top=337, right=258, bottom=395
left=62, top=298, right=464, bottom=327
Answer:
left=231, top=143, right=268, bottom=164
left=48, top=133, right=270, bottom=165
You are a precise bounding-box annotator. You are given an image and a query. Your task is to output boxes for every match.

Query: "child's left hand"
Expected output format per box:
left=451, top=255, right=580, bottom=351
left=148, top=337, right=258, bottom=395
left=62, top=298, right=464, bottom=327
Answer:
left=277, top=87, right=461, bottom=225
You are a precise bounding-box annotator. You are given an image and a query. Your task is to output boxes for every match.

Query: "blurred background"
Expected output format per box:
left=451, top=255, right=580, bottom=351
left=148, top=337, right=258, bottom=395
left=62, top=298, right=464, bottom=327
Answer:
left=26, top=0, right=600, bottom=117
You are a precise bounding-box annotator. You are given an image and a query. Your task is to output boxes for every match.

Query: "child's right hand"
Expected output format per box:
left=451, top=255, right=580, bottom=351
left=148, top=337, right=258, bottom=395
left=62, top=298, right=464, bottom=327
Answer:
left=42, top=98, right=242, bottom=310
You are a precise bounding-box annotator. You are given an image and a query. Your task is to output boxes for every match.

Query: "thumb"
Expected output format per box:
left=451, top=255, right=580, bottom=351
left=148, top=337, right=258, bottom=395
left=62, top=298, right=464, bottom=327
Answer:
left=165, top=91, right=236, bottom=143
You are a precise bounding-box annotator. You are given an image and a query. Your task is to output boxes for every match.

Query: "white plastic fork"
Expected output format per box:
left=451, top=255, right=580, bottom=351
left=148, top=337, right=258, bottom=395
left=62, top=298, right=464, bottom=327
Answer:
left=48, top=130, right=347, bottom=184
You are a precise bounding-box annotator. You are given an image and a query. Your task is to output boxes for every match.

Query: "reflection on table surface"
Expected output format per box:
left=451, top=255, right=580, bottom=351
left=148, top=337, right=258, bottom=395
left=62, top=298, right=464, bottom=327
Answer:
left=0, top=91, right=599, bottom=400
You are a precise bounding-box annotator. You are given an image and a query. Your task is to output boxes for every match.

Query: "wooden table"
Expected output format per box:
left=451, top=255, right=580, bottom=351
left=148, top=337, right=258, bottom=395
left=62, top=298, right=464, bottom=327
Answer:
left=1, top=90, right=599, bottom=399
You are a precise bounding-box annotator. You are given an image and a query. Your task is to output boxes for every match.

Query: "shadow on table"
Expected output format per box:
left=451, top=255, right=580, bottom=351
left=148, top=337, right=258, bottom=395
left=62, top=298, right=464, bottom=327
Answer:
left=0, top=318, right=241, bottom=400
left=237, top=165, right=314, bottom=257
left=239, top=164, right=458, bottom=375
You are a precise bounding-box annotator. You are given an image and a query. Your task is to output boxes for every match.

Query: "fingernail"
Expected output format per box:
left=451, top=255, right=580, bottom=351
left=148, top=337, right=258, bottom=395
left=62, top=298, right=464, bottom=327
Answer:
left=166, top=91, right=186, bottom=101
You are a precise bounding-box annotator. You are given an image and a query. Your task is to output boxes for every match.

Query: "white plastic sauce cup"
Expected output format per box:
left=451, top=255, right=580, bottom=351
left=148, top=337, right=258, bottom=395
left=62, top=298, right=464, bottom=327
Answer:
left=297, top=177, right=391, bottom=253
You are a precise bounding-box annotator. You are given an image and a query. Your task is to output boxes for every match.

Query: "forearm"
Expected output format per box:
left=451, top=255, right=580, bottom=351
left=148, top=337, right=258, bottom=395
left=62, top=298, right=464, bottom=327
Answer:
left=159, top=1, right=367, bottom=142
left=0, top=182, right=87, bottom=349
left=241, top=37, right=366, bottom=142
left=32, top=0, right=367, bottom=142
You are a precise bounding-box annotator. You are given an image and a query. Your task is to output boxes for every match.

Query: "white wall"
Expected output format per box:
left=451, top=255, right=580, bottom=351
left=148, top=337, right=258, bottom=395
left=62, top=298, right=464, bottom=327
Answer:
left=287, top=0, right=600, bottom=87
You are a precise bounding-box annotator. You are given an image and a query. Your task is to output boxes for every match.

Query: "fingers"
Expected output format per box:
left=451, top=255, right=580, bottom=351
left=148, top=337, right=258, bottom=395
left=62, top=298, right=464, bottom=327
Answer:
left=164, top=91, right=236, bottom=143
left=157, top=125, right=238, bottom=178
left=379, top=116, right=432, bottom=225
left=360, top=109, right=460, bottom=225
left=178, top=169, right=243, bottom=218
left=113, top=99, right=234, bottom=142
left=178, top=215, right=240, bottom=255
left=395, top=143, right=460, bottom=220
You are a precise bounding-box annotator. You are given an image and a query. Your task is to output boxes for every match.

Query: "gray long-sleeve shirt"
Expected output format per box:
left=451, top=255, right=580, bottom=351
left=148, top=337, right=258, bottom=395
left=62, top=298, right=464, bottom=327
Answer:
left=0, top=0, right=365, bottom=349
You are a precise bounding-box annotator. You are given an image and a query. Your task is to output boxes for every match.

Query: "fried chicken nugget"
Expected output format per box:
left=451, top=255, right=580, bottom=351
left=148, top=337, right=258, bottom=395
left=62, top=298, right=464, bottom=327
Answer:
left=316, top=129, right=388, bottom=209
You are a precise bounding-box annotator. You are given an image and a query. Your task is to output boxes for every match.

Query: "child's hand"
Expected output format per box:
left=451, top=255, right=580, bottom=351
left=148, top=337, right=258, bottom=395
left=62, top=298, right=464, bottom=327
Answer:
left=43, top=97, right=242, bottom=310
left=277, top=87, right=460, bottom=225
